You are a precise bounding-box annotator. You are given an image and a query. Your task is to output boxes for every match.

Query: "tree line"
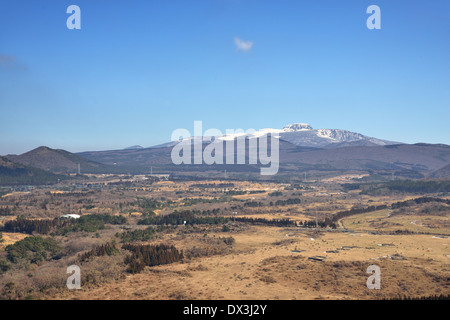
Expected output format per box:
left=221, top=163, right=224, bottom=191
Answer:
left=331, top=196, right=449, bottom=223
left=2, top=218, right=71, bottom=235
left=1, top=214, right=127, bottom=235
left=79, top=242, right=119, bottom=262
left=391, top=196, right=450, bottom=209
left=271, top=198, right=302, bottom=206
left=343, top=180, right=450, bottom=194
left=331, top=204, right=388, bottom=222
left=122, top=243, right=183, bottom=274
left=116, top=227, right=156, bottom=243
left=299, top=219, right=337, bottom=229
left=138, top=210, right=229, bottom=226
left=233, top=217, right=296, bottom=227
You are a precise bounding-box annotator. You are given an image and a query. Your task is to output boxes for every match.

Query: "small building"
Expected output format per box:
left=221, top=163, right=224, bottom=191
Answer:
left=61, top=214, right=81, bottom=219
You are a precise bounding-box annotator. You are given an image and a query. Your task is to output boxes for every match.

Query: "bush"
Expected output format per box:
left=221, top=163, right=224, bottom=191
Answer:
left=116, top=227, right=156, bottom=243
left=0, top=259, right=10, bottom=273
left=6, top=236, right=61, bottom=264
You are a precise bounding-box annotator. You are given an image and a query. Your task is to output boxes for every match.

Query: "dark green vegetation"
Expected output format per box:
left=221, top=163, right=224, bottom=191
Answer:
left=123, top=243, right=183, bottom=274
left=391, top=196, right=450, bottom=208
left=1, top=214, right=127, bottom=235
left=79, top=242, right=119, bottom=262
left=64, top=214, right=127, bottom=233
left=116, top=227, right=157, bottom=243
left=2, top=218, right=70, bottom=235
left=332, top=204, right=389, bottom=222
left=6, top=236, right=61, bottom=264
left=138, top=210, right=229, bottom=226
left=133, top=197, right=166, bottom=216
left=332, top=196, right=450, bottom=223
left=0, top=156, right=68, bottom=186
left=343, top=179, right=450, bottom=195
left=233, top=217, right=296, bottom=227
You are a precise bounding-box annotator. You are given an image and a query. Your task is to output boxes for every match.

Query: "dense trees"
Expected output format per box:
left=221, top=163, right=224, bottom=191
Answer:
left=191, top=183, right=234, bottom=188
left=331, top=196, right=449, bottom=223
left=268, top=191, right=283, bottom=197
left=299, top=219, right=337, bottom=229
left=343, top=180, right=450, bottom=194
left=233, top=217, right=296, bottom=227
left=0, top=161, right=68, bottom=186
left=6, top=236, right=61, bottom=264
left=138, top=210, right=229, bottom=226
left=60, top=214, right=127, bottom=233
left=1, top=214, right=127, bottom=235
left=332, top=204, right=388, bottom=222
left=225, top=190, right=246, bottom=196
left=391, top=196, right=450, bottom=209
left=116, top=227, right=156, bottom=243
left=272, top=198, right=302, bottom=206
left=244, top=198, right=302, bottom=207
left=2, top=218, right=71, bottom=235
left=244, top=201, right=262, bottom=207
left=79, top=242, right=119, bottom=262
left=122, top=243, right=183, bottom=273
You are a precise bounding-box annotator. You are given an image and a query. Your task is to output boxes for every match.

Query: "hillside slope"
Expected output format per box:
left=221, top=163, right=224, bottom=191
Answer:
left=6, top=146, right=111, bottom=174
left=0, top=156, right=67, bottom=186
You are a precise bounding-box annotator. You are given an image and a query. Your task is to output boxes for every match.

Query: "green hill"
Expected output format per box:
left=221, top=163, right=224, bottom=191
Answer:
left=0, top=156, right=68, bottom=186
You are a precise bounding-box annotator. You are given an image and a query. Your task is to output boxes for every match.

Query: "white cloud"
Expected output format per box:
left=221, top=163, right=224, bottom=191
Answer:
left=234, top=37, right=254, bottom=52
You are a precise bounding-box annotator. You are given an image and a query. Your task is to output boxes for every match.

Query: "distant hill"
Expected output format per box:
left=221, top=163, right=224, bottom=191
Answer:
left=6, top=146, right=111, bottom=174
left=279, top=143, right=450, bottom=172
left=123, top=145, right=144, bottom=150
left=430, top=164, right=450, bottom=178
left=0, top=156, right=67, bottom=186
left=77, top=139, right=450, bottom=178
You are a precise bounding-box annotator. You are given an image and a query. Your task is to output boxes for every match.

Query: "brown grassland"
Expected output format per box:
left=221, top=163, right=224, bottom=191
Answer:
left=0, top=176, right=449, bottom=300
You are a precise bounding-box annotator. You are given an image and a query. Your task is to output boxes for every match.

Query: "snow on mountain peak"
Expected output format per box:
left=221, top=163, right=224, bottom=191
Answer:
left=282, top=123, right=313, bottom=132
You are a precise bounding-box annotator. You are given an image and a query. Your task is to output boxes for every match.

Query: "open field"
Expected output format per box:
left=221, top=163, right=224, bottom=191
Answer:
left=342, top=210, right=450, bottom=235
left=53, top=226, right=450, bottom=300
left=0, top=176, right=449, bottom=300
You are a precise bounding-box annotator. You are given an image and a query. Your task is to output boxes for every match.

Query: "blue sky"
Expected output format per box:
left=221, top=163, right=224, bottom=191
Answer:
left=1, top=0, right=449, bottom=154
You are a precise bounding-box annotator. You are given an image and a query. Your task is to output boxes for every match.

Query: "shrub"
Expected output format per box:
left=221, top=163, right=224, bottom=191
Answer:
left=6, top=236, right=61, bottom=264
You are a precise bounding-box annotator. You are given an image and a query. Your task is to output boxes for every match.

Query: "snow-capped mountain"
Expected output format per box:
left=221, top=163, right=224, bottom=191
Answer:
left=151, top=123, right=400, bottom=149
left=276, top=124, right=399, bottom=148
left=216, top=123, right=399, bottom=148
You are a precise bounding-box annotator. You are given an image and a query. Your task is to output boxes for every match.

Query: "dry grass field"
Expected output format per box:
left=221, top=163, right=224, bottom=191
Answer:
left=1, top=177, right=449, bottom=300
left=52, top=226, right=449, bottom=300
left=0, top=232, right=29, bottom=250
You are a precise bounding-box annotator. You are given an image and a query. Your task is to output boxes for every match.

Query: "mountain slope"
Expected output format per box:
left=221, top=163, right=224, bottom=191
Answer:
left=150, top=123, right=400, bottom=149
left=0, top=156, right=67, bottom=186
left=77, top=137, right=450, bottom=177
left=279, top=143, right=450, bottom=172
left=430, top=164, right=450, bottom=178
left=6, top=146, right=110, bottom=174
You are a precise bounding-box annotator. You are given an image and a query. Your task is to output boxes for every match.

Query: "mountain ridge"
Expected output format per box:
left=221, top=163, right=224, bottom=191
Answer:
left=148, top=123, right=401, bottom=149
left=6, top=146, right=110, bottom=174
